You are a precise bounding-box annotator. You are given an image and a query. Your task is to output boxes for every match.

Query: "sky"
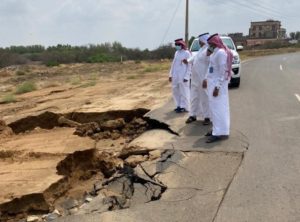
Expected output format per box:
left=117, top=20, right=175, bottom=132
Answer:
left=0, top=0, right=299, bottom=49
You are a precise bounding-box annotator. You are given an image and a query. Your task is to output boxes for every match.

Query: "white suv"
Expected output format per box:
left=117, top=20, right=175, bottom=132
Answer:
left=190, top=36, right=241, bottom=87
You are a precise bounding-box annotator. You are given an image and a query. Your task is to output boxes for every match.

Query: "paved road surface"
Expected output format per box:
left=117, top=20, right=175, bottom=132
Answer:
left=215, top=52, right=300, bottom=221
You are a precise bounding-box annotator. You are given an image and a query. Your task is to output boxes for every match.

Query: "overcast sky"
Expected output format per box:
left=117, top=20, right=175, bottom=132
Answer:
left=0, top=0, right=299, bottom=49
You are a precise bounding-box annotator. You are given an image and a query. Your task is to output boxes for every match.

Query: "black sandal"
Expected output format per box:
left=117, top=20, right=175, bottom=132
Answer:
left=203, top=118, right=211, bottom=125
left=205, top=130, right=212, bottom=137
left=186, top=116, right=196, bottom=124
left=206, top=135, right=221, bottom=143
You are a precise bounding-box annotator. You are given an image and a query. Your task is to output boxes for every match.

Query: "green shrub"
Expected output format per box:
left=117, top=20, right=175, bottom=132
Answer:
left=1, top=94, right=16, bottom=103
left=127, top=75, right=137, bottom=79
left=15, top=81, right=37, bottom=94
left=80, top=81, right=96, bottom=88
left=87, top=54, right=119, bottom=63
left=142, top=64, right=168, bottom=73
left=46, top=61, right=60, bottom=67
left=71, top=76, right=81, bottom=85
left=15, top=70, right=26, bottom=76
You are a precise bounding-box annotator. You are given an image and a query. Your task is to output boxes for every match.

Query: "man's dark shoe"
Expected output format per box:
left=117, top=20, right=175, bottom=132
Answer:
left=206, top=135, right=221, bottom=143
left=206, top=135, right=229, bottom=143
left=205, top=130, right=212, bottom=136
left=176, top=108, right=187, bottom=113
left=174, top=107, right=181, bottom=112
left=203, top=118, right=211, bottom=125
left=186, top=116, right=196, bottom=124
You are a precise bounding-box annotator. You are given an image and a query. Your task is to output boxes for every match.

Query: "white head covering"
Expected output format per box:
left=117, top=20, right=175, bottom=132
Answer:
left=198, top=33, right=210, bottom=45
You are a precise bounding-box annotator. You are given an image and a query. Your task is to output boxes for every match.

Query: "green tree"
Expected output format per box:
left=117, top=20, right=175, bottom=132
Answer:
left=295, top=31, right=300, bottom=40
left=290, top=32, right=296, bottom=39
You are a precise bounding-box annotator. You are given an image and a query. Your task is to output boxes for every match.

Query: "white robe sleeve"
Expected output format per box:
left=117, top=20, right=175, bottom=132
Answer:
left=169, top=52, right=177, bottom=77
left=184, top=51, right=192, bottom=80
left=216, top=50, right=228, bottom=88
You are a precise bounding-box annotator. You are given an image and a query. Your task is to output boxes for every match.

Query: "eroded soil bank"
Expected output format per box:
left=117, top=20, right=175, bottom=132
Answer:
left=0, top=109, right=175, bottom=222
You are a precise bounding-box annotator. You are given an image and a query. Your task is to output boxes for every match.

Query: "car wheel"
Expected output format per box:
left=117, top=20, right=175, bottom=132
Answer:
left=234, top=78, right=240, bottom=87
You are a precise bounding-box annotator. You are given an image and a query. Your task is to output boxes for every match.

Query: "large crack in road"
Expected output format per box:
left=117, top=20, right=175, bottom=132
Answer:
left=0, top=108, right=249, bottom=222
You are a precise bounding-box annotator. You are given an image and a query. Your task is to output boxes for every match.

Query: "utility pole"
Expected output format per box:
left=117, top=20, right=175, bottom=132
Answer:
left=185, top=0, right=189, bottom=47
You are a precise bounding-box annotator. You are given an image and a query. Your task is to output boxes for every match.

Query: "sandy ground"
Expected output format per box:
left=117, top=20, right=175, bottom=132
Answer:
left=0, top=61, right=171, bottom=124
left=0, top=61, right=172, bottom=219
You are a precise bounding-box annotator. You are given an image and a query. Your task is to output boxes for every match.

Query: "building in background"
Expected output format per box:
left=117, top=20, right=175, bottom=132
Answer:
left=247, top=20, right=286, bottom=46
left=228, top=33, right=247, bottom=46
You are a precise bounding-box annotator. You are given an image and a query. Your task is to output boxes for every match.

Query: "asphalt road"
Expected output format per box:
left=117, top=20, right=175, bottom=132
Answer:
left=216, top=52, right=300, bottom=222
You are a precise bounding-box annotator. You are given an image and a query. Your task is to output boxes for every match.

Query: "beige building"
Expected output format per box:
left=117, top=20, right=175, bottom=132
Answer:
left=249, top=20, right=286, bottom=39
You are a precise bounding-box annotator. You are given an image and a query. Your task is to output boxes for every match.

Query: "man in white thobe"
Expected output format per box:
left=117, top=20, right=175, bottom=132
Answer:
left=204, top=33, right=233, bottom=143
left=183, top=33, right=211, bottom=124
left=169, top=38, right=191, bottom=113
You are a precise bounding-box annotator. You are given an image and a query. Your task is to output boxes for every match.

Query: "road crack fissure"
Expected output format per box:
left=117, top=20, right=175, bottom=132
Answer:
left=211, top=152, right=246, bottom=222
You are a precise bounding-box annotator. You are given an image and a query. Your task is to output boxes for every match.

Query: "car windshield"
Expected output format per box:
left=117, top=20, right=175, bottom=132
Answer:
left=221, top=38, right=235, bottom=50
left=191, top=37, right=235, bottom=51
left=190, top=39, right=200, bottom=51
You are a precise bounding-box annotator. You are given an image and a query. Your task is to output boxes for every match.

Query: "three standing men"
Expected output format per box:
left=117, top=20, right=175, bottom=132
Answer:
left=169, top=33, right=232, bottom=143
left=169, top=38, right=191, bottom=113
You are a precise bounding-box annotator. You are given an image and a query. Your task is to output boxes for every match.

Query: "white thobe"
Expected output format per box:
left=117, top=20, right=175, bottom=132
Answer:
left=206, top=48, right=230, bottom=136
left=188, top=46, right=210, bottom=118
left=169, top=49, right=192, bottom=110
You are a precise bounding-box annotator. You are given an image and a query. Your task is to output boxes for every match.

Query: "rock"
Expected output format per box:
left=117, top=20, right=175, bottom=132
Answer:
left=105, top=175, right=133, bottom=198
left=27, top=216, right=40, bottom=222
left=76, top=193, right=109, bottom=215
left=118, top=146, right=152, bottom=159
left=85, top=197, right=93, bottom=203
left=101, top=118, right=125, bottom=130
left=149, top=150, right=162, bottom=160
left=74, top=122, right=100, bottom=136
left=43, top=210, right=60, bottom=221
left=111, top=131, right=121, bottom=140
left=130, top=117, right=148, bottom=127
left=125, top=155, right=148, bottom=167
left=68, top=207, right=79, bottom=215
left=0, top=119, right=13, bottom=137
left=58, top=116, right=81, bottom=127
left=61, top=198, right=79, bottom=210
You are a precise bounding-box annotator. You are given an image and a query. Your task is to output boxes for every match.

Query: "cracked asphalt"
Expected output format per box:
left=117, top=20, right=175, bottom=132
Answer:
left=55, top=52, right=300, bottom=222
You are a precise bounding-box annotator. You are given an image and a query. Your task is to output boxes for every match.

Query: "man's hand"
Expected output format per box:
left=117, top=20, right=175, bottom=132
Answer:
left=202, top=79, right=207, bottom=89
left=213, top=87, right=219, bottom=97
left=182, top=59, right=188, bottom=64
left=169, top=77, right=172, bottom=82
left=183, top=79, right=188, bottom=83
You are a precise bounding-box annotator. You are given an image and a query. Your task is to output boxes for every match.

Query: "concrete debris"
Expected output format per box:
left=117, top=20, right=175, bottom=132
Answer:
left=60, top=198, right=79, bottom=210
left=149, top=150, right=162, bottom=161
left=74, top=122, right=101, bottom=136
left=101, top=118, right=126, bottom=130
left=73, top=117, right=149, bottom=141
left=42, top=209, right=61, bottom=221
left=57, top=116, right=81, bottom=128
left=76, top=193, right=109, bottom=215
left=26, top=216, right=40, bottom=222
left=125, top=155, right=148, bottom=167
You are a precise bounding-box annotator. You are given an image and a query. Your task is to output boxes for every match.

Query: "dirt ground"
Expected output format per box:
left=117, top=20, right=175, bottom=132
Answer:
left=0, top=60, right=172, bottom=221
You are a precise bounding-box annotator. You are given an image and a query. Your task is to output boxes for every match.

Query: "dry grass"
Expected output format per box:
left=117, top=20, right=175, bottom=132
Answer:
left=15, top=81, right=37, bottom=94
left=1, top=94, right=16, bottom=104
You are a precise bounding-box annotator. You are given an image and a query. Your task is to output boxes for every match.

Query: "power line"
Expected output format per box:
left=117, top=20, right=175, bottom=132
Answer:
left=231, top=0, right=297, bottom=19
left=220, top=0, right=280, bottom=18
left=160, top=0, right=182, bottom=46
